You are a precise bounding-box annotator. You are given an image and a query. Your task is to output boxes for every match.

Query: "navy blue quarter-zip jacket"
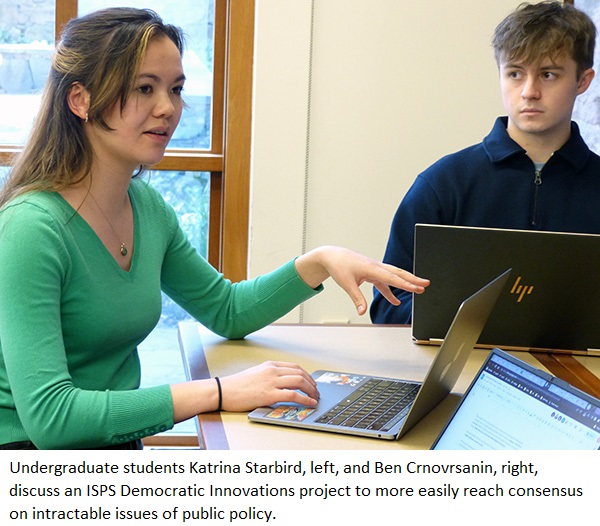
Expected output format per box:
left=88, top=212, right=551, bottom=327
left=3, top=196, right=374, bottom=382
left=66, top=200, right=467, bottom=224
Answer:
left=371, top=117, right=600, bottom=325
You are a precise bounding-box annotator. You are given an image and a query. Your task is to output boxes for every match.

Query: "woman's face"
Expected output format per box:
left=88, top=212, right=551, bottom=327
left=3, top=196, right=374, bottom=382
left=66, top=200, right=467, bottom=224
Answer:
left=87, top=35, right=186, bottom=173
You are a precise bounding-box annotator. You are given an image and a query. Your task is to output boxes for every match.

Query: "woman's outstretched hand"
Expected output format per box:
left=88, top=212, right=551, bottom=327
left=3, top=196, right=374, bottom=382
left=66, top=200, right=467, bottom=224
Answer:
left=294, top=246, right=430, bottom=315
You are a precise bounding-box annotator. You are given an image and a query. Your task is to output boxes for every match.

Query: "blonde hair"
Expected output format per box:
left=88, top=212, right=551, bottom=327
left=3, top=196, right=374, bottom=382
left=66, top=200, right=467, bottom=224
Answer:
left=0, top=8, right=184, bottom=208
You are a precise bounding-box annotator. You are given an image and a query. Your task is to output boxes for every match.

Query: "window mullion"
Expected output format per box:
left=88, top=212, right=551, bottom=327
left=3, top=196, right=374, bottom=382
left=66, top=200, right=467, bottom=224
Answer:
left=56, top=0, right=78, bottom=39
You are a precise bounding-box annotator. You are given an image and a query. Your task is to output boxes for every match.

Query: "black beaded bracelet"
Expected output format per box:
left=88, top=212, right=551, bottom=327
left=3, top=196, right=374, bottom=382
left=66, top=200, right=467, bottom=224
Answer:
left=214, top=377, right=222, bottom=412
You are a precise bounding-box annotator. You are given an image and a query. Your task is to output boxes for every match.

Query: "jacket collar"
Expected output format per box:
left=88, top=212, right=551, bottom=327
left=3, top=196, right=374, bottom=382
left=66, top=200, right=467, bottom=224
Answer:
left=483, top=116, right=591, bottom=172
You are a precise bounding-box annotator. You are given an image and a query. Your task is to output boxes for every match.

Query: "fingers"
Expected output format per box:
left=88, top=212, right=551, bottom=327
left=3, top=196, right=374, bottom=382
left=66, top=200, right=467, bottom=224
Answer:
left=276, top=389, right=320, bottom=407
left=332, top=259, right=428, bottom=314
left=371, top=266, right=430, bottom=309
left=368, top=267, right=429, bottom=310
left=346, top=286, right=367, bottom=315
left=267, top=362, right=319, bottom=397
left=332, top=252, right=429, bottom=295
left=267, top=361, right=317, bottom=386
left=333, top=260, right=429, bottom=316
left=330, top=275, right=368, bottom=315
left=377, top=264, right=430, bottom=293
left=221, top=361, right=320, bottom=411
left=373, top=282, right=402, bottom=306
left=296, top=247, right=429, bottom=311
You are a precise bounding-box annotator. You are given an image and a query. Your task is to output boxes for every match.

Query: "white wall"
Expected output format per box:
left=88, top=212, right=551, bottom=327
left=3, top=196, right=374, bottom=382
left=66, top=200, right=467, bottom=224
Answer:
left=249, top=0, right=537, bottom=324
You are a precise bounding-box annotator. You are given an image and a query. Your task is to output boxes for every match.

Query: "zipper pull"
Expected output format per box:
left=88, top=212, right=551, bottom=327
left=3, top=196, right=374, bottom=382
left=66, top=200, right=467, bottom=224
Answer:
left=534, top=169, right=542, bottom=185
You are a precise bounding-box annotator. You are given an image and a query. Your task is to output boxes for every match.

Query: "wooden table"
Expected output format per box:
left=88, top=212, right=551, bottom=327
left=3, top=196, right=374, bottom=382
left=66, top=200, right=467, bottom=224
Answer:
left=178, top=322, right=600, bottom=450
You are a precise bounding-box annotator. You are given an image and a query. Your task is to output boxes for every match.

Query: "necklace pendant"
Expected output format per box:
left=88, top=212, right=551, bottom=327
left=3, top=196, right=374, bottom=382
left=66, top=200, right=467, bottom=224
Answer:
left=120, top=243, right=128, bottom=257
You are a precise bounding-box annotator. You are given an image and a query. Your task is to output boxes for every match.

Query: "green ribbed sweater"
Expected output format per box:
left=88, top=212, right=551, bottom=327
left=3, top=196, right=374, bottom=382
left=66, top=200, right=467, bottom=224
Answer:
left=0, top=179, right=320, bottom=449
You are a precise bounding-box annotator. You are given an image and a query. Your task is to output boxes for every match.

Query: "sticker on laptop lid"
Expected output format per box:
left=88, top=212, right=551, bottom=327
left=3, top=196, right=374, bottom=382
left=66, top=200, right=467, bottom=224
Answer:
left=315, top=372, right=366, bottom=387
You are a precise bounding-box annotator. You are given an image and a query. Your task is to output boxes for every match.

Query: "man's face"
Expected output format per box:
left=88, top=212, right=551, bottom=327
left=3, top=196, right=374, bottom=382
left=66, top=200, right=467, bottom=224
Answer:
left=499, top=54, right=594, bottom=147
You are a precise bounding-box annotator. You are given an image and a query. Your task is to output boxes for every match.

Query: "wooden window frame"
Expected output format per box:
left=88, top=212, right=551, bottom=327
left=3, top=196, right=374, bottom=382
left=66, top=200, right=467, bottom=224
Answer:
left=0, top=0, right=252, bottom=282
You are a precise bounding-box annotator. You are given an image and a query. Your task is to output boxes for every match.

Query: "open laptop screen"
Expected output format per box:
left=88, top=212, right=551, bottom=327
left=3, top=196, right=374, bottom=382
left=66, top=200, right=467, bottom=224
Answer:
left=432, top=349, right=600, bottom=450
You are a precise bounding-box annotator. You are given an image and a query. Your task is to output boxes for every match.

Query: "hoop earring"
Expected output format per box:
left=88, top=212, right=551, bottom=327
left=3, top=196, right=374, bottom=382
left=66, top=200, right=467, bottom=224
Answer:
left=84, top=113, right=89, bottom=123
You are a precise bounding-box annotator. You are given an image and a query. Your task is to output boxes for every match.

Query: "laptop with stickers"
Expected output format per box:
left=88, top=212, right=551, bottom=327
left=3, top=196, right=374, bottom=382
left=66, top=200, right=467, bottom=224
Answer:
left=432, top=347, right=600, bottom=450
left=248, top=269, right=510, bottom=440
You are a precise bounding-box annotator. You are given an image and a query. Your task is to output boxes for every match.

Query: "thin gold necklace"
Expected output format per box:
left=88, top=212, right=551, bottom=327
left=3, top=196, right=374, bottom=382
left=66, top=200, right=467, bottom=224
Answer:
left=88, top=192, right=129, bottom=257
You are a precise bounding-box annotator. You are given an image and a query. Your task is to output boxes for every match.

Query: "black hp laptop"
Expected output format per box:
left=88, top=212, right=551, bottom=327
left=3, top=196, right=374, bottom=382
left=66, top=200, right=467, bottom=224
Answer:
left=432, top=348, right=600, bottom=450
left=248, top=270, right=510, bottom=440
left=413, top=224, right=600, bottom=355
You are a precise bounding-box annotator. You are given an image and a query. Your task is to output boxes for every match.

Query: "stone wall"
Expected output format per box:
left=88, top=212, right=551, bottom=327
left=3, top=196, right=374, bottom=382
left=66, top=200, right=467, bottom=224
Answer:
left=0, top=0, right=54, bottom=44
left=0, top=0, right=54, bottom=93
left=572, top=0, right=600, bottom=153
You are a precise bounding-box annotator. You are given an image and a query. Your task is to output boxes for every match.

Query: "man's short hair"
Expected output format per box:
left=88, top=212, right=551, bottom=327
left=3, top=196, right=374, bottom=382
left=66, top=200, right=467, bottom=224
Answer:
left=492, top=1, right=596, bottom=77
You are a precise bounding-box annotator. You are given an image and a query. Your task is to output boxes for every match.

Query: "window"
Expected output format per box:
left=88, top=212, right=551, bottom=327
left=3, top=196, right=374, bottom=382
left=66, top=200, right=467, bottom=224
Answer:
left=0, top=0, right=252, bottom=278
left=0, top=1, right=54, bottom=145
left=0, top=0, right=254, bottom=443
left=570, top=0, right=600, bottom=154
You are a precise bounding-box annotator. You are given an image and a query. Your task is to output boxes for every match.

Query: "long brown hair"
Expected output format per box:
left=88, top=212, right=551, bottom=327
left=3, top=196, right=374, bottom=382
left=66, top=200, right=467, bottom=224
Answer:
left=0, top=8, right=184, bottom=208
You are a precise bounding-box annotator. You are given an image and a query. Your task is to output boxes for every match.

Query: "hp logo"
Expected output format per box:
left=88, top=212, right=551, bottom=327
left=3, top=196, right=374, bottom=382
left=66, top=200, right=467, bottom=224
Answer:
left=510, top=276, right=534, bottom=302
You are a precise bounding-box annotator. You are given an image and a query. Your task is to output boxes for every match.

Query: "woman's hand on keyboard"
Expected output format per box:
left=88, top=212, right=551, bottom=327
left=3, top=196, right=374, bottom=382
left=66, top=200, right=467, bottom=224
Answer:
left=218, top=361, right=320, bottom=412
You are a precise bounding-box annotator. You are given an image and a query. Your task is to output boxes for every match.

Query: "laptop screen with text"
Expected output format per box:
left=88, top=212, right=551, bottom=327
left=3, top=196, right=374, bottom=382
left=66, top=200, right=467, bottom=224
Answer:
left=432, top=348, right=600, bottom=450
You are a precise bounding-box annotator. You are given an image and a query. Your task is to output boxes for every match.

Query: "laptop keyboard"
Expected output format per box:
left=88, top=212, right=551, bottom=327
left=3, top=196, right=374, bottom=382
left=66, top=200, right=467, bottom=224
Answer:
left=315, top=378, right=420, bottom=432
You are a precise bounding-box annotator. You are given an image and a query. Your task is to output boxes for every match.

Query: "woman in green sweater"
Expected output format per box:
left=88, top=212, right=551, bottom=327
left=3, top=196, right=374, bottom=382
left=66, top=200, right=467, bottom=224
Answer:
left=0, top=8, right=428, bottom=449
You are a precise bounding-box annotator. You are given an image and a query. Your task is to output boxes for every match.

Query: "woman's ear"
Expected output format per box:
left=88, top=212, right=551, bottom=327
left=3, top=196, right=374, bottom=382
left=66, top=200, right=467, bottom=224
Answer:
left=67, top=82, right=91, bottom=121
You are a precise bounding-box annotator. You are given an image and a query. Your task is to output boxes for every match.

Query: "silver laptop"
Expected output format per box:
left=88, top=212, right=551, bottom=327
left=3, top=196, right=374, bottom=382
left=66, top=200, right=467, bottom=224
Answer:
left=248, top=269, right=511, bottom=440
left=413, top=224, right=600, bottom=355
left=432, top=347, right=600, bottom=450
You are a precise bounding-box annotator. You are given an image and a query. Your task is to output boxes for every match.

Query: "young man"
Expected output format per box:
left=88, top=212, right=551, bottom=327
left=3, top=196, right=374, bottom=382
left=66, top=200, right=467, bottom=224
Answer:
left=370, top=1, right=600, bottom=325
